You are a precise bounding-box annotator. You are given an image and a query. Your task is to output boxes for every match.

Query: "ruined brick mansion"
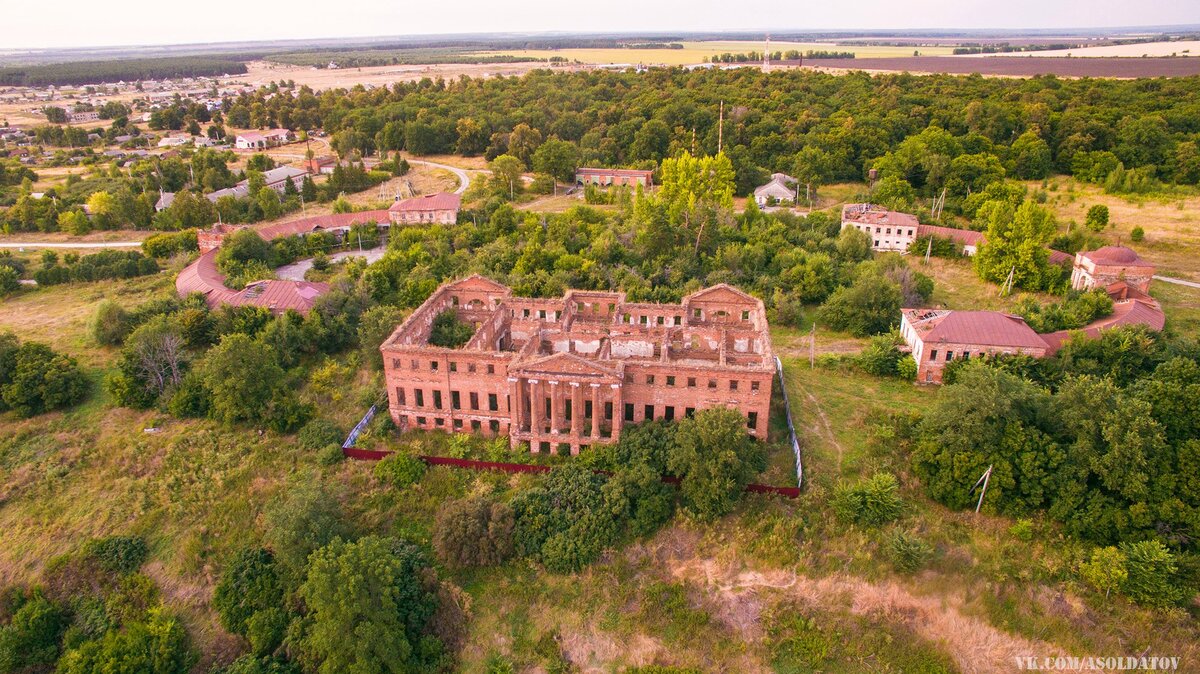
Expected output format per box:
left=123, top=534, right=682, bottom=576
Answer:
left=381, top=276, right=775, bottom=454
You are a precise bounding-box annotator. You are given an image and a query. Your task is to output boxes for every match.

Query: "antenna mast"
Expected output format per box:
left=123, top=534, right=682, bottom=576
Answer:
left=763, top=34, right=771, bottom=73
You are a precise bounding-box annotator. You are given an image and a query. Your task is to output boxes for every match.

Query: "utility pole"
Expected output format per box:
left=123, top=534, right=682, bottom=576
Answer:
left=809, top=323, right=816, bottom=369
left=718, top=101, right=724, bottom=155
left=973, top=464, right=994, bottom=514
left=924, top=236, right=932, bottom=265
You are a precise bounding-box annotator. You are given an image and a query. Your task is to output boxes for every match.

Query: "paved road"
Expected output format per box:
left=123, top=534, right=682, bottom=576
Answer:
left=407, top=159, right=472, bottom=194
left=1154, top=274, right=1200, bottom=289
left=276, top=244, right=388, bottom=281
left=0, top=241, right=142, bottom=249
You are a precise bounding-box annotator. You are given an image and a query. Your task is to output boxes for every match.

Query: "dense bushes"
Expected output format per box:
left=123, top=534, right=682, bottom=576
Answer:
left=141, top=230, right=199, bottom=259
left=831, top=473, right=905, bottom=527
left=427, top=310, right=475, bottom=349
left=432, top=497, right=515, bottom=568
left=1017, top=289, right=1113, bottom=333
left=0, top=333, right=89, bottom=417
left=33, top=250, right=158, bottom=286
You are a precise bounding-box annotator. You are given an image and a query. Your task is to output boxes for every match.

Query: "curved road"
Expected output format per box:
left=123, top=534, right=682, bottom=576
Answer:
left=407, top=159, right=472, bottom=195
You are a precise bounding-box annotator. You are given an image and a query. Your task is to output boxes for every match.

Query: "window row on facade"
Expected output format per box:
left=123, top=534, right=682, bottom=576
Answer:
left=627, top=372, right=762, bottom=392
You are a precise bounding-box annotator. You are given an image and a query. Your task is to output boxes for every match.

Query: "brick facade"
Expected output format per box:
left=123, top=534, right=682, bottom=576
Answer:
left=1070, top=246, right=1155, bottom=294
left=381, top=276, right=774, bottom=454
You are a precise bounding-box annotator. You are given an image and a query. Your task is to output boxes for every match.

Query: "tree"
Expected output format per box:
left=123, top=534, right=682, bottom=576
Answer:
left=974, top=200, right=1060, bottom=292
left=432, top=496, right=515, bottom=568
left=0, top=590, right=66, bottom=672
left=1008, top=130, right=1052, bottom=179
left=0, top=339, right=89, bottom=417
left=1085, top=204, right=1109, bottom=232
left=667, top=408, right=765, bottom=520
left=261, top=480, right=348, bottom=575
left=0, top=267, right=18, bottom=295
left=869, top=175, right=916, bottom=211
left=629, top=119, right=670, bottom=162
left=818, top=272, right=902, bottom=337
left=454, top=117, right=488, bottom=156
left=1118, top=540, right=1183, bottom=607
left=357, top=305, right=407, bottom=370
left=531, top=138, right=580, bottom=184
left=213, top=548, right=285, bottom=637
left=658, top=151, right=735, bottom=212
left=1080, top=546, right=1127, bottom=600
left=428, top=310, right=474, bottom=348
left=299, top=536, right=442, bottom=674
left=197, top=333, right=284, bottom=426
left=55, top=609, right=194, bottom=674
left=108, top=315, right=187, bottom=406
left=506, top=123, right=542, bottom=166
left=488, top=154, right=524, bottom=199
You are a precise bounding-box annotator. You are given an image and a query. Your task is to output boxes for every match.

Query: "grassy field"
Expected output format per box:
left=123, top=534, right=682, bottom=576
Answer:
left=480, top=41, right=957, bottom=66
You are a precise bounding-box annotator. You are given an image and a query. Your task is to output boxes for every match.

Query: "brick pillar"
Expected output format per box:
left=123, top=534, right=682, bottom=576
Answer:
left=570, top=382, right=582, bottom=440
left=590, top=383, right=601, bottom=438
left=549, top=381, right=560, bottom=435
left=611, top=383, right=623, bottom=441
left=529, top=379, right=541, bottom=442
left=507, top=377, right=522, bottom=432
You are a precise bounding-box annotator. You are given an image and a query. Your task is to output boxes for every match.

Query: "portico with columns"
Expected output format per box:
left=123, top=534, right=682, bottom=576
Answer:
left=508, top=352, right=623, bottom=454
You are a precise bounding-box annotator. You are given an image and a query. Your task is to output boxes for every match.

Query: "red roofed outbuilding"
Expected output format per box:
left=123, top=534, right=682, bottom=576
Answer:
left=1071, top=246, right=1155, bottom=294
left=388, top=192, right=461, bottom=225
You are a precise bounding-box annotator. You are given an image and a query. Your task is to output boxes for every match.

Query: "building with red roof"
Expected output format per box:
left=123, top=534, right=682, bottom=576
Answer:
left=575, top=167, right=654, bottom=188
left=175, top=248, right=328, bottom=315
left=841, top=203, right=921, bottom=252
left=1070, top=246, right=1155, bottom=293
left=388, top=192, right=461, bottom=225
left=900, top=309, right=1049, bottom=384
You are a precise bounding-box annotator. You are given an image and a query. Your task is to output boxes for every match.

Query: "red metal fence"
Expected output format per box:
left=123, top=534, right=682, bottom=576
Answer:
left=342, top=447, right=800, bottom=499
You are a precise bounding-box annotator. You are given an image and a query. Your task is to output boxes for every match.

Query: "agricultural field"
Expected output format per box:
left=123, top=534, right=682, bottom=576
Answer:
left=478, top=40, right=957, bottom=66
left=1016, top=39, right=1200, bottom=58
left=806, top=55, right=1200, bottom=77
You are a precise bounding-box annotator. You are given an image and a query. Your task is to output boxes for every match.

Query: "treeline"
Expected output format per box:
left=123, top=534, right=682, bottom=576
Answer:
left=32, top=249, right=158, bottom=286
left=213, top=67, right=1200, bottom=205
left=0, top=56, right=247, bottom=87
left=269, top=48, right=541, bottom=68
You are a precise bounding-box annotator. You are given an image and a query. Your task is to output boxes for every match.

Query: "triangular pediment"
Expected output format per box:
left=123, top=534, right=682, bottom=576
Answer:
left=444, top=274, right=511, bottom=294
left=685, top=284, right=759, bottom=305
left=512, top=352, right=620, bottom=379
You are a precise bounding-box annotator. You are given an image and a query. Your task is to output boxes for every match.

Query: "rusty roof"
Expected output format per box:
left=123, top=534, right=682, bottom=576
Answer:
left=176, top=249, right=328, bottom=315
left=1082, top=246, right=1153, bottom=267
left=388, top=192, right=462, bottom=213
left=904, top=309, right=1047, bottom=350
left=254, top=209, right=390, bottom=241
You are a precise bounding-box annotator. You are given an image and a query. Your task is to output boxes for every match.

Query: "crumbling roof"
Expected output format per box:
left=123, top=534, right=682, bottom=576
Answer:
left=842, top=203, right=920, bottom=228
left=175, top=249, right=328, bottom=315
left=916, top=223, right=986, bottom=247
left=904, top=309, right=1047, bottom=350
left=255, top=210, right=390, bottom=241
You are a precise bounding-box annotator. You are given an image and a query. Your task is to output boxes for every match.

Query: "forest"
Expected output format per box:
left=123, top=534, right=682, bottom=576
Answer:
left=0, top=57, right=247, bottom=87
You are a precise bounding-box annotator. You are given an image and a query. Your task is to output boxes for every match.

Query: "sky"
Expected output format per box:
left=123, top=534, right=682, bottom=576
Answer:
left=4, top=0, right=1200, bottom=50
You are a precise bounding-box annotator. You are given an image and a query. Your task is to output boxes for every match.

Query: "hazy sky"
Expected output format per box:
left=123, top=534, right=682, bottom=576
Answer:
left=5, top=0, right=1200, bottom=50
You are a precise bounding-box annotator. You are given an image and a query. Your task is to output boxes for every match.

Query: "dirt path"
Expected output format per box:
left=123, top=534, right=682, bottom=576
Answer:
left=803, top=390, right=845, bottom=475
left=671, top=557, right=1067, bottom=674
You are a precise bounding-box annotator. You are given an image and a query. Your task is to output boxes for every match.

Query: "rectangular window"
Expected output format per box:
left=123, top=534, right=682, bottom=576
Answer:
left=415, top=389, right=424, bottom=407
left=396, top=387, right=406, bottom=405
left=945, top=351, right=953, bottom=362
left=673, top=316, right=682, bottom=326
left=523, top=309, right=530, bottom=318
left=664, top=406, right=675, bottom=421
left=750, top=381, right=760, bottom=392
left=488, top=394, right=498, bottom=411
left=687, top=377, right=696, bottom=388
left=685, top=407, right=695, bottom=418
left=453, top=419, right=463, bottom=429
left=646, top=375, right=655, bottom=384
left=435, top=417, right=445, bottom=427
left=708, top=379, right=717, bottom=390
left=469, top=392, right=479, bottom=410
left=930, top=349, right=939, bottom=361
left=666, top=375, right=676, bottom=386
left=741, top=310, right=750, bottom=321
left=656, top=316, right=665, bottom=325
left=487, top=364, right=495, bottom=374
left=489, top=420, right=499, bottom=433
left=640, top=315, right=648, bottom=325
left=410, top=359, right=418, bottom=370
left=391, top=358, right=401, bottom=369
left=693, top=308, right=702, bottom=319
left=748, top=412, right=758, bottom=430
left=467, top=363, right=476, bottom=373
left=417, top=416, right=426, bottom=425
left=605, top=401, right=613, bottom=420
left=433, top=390, right=443, bottom=410
left=623, top=313, right=631, bottom=323
left=730, top=380, right=738, bottom=391
left=430, top=360, right=439, bottom=371
left=624, top=403, right=634, bottom=422
left=449, top=361, right=457, bottom=372
left=565, top=399, right=573, bottom=421
left=471, top=420, right=481, bottom=432
left=584, top=400, right=593, bottom=419
left=451, top=391, right=461, bottom=410
left=644, top=404, right=654, bottom=420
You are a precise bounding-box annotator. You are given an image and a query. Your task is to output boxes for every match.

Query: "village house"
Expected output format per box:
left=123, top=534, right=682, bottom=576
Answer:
left=206, top=165, right=308, bottom=202
left=753, top=173, right=798, bottom=206
left=65, top=109, right=99, bottom=124
left=901, top=245, right=1164, bottom=384
left=388, top=192, right=462, bottom=225
left=575, top=167, right=654, bottom=188
left=841, top=203, right=920, bottom=252
left=304, top=155, right=337, bottom=175
left=234, top=128, right=294, bottom=150
left=380, top=276, right=775, bottom=454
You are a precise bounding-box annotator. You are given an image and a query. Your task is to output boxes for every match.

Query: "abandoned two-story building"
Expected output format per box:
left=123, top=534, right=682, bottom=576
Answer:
left=381, top=276, right=775, bottom=454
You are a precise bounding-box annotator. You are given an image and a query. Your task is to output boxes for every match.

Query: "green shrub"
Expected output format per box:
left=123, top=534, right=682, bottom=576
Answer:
left=1119, top=540, right=1183, bottom=607
left=1008, top=518, right=1034, bottom=542
left=0, top=266, right=19, bottom=294
left=297, top=418, right=343, bottom=451
left=831, top=473, right=904, bottom=527
left=245, top=607, right=287, bottom=657
left=428, top=310, right=475, bottom=348
left=373, top=452, right=426, bottom=489
left=0, top=590, right=66, bottom=672
left=886, top=529, right=933, bottom=572
left=82, top=536, right=148, bottom=574
left=1085, top=204, right=1109, bottom=231
left=896, top=357, right=918, bottom=380
left=432, top=496, right=516, bottom=568
left=91, top=300, right=132, bottom=346
left=318, top=443, right=345, bottom=466
left=0, top=338, right=89, bottom=417
left=1130, top=226, right=1145, bottom=242
left=857, top=335, right=904, bottom=377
